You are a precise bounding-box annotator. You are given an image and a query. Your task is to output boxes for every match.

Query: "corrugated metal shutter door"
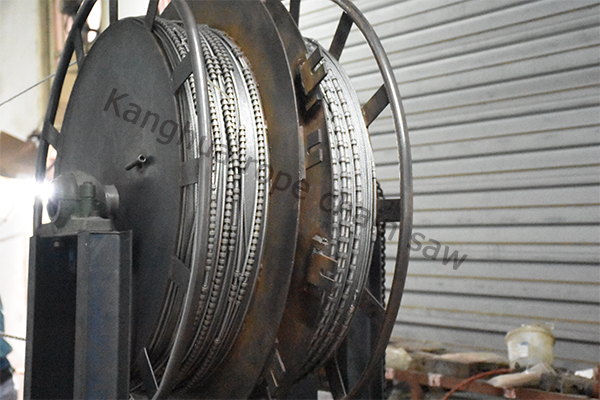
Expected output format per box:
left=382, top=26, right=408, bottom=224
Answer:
left=294, top=0, right=600, bottom=369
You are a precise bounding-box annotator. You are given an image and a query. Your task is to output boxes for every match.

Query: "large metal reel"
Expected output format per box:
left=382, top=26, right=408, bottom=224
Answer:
left=33, top=0, right=412, bottom=398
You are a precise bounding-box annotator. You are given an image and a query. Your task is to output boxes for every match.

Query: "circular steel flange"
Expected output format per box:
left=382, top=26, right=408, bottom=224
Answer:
left=258, top=1, right=335, bottom=396
left=160, top=1, right=304, bottom=397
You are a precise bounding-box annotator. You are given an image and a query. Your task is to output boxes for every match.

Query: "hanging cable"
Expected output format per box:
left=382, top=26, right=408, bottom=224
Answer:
left=0, top=332, right=26, bottom=341
left=0, top=61, right=77, bottom=108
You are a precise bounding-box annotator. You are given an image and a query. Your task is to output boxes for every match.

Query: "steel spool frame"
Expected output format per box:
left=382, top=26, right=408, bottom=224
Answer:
left=28, top=0, right=412, bottom=398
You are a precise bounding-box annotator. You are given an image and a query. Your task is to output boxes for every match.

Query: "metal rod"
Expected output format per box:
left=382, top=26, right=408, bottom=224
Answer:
left=329, top=12, right=353, bottom=60
left=144, top=347, right=159, bottom=390
left=145, top=0, right=159, bottom=29
left=124, top=154, right=147, bottom=171
left=73, top=27, right=85, bottom=68
left=0, top=62, right=75, bottom=108
left=325, top=355, right=348, bottom=399
left=109, top=0, right=118, bottom=24
left=0, top=331, right=26, bottom=341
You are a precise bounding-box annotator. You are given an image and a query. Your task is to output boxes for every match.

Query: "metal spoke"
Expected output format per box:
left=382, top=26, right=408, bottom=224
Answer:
left=145, top=0, right=159, bottom=29
left=109, top=0, right=118, bottom=24
left=325, top=356, right=348, bottom=399
left=170, top=53, right=192, bottom=92
left=358, top=287, right=385, bottom=329
left=289, top=0, right=301, bottom=26
left=73, top=28, right=85, bottom=68
left=329, top=12, right=353, bottom=60
left=41, top=121, right=59, bottom=149
left=362, top=84, right=389, bottom=127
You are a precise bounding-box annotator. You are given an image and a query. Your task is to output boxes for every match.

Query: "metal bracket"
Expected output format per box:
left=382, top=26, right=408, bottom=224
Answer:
left=306, top=148, right=324, bottom=170
left=305, top=128, right=324, bottom=151
left=179, top=157, right=200, bottom=186
left=362, top=84, right=389, bottom=128
left=377, top=197, right=401, bottom=223
left=171, top=54, right=193, bottom=93
left=305, top=128, right=325, bottom=170
left=300, top=47, right=327, bottom=96
left=41, top=121, right=59, bottom=149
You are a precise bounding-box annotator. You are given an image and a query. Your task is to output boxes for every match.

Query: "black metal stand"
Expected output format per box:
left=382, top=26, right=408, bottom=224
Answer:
left=25, top=229, right=132, bottom=400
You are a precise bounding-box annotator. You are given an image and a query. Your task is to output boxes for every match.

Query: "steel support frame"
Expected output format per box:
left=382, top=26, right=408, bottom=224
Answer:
left=391, top=369, right=597, bottom=400
left=25, top=230, right=131, bottom=399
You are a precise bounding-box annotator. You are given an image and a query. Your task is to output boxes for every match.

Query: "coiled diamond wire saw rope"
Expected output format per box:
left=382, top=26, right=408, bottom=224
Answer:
left=142, top=18, right=270, bottom=389
left=298, top=38, right=378, bottom=377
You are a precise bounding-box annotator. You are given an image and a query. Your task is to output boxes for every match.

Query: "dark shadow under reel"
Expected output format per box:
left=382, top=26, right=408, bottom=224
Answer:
left=30, top=0, right=412, bottom=399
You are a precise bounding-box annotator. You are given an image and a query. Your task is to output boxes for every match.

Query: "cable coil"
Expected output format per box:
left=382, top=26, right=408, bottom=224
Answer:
left=299, top=39, right=377, bottom=376
left=145, top=18, right=270, bottom=389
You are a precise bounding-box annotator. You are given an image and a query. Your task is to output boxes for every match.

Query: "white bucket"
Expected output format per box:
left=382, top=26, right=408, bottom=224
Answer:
left=505, top=324, right=555, bottom=368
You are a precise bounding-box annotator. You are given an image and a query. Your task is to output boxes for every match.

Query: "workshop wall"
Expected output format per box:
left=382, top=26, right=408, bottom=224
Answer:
left=0, top=1, right=50, bottom=141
